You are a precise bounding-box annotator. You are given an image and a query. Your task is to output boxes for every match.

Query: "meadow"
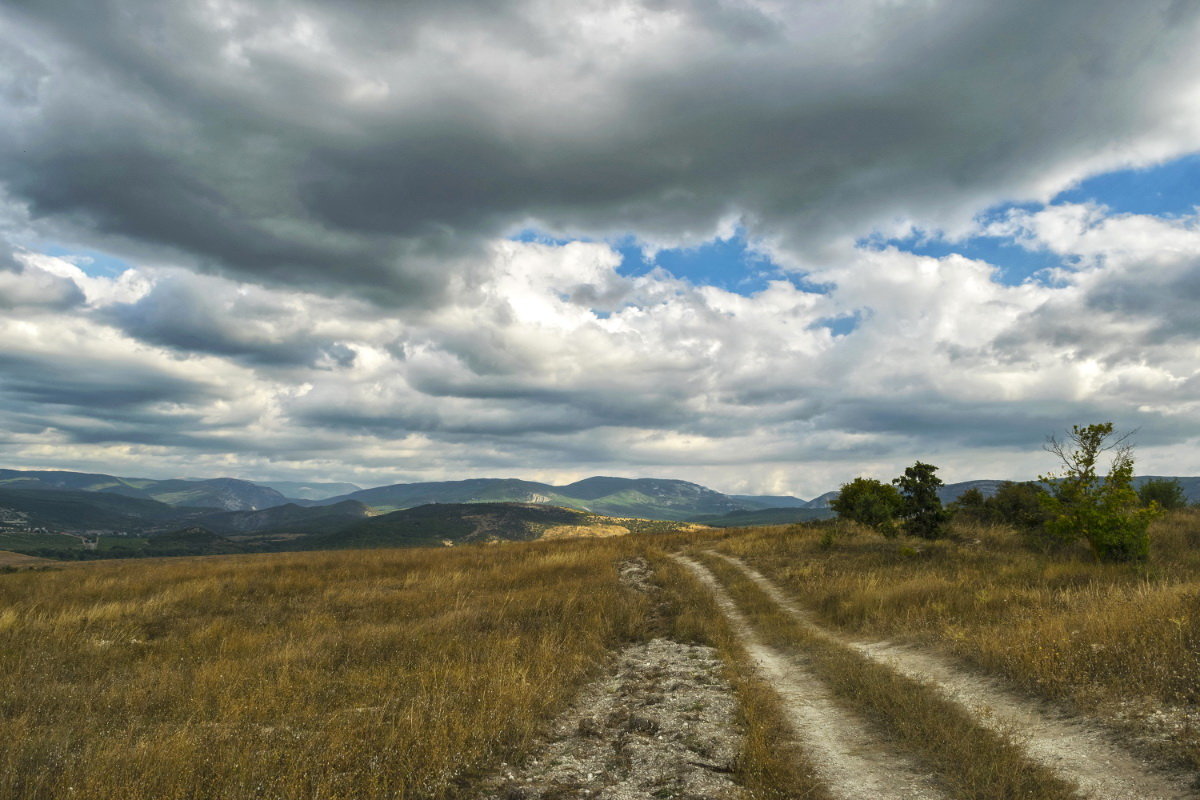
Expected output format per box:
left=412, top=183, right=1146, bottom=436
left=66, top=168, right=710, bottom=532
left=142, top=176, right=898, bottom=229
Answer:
left=2, top=509, right=1199, bottom=798
left=711, top=509, right=1200, bottom=769
left=0, top=542, right=659, bottom=800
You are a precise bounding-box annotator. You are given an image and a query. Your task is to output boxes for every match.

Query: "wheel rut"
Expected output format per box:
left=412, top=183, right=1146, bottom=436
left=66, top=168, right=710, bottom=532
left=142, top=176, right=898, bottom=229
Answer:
left=712, top=551, right=1198, bottom=800
left=672, top=554, right=949, bottom=800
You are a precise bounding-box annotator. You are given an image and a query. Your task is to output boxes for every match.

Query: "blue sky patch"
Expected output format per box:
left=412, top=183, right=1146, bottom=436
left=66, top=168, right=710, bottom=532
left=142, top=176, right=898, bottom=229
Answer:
left=38, top=244, right=132, bottom=278
left=1054, top=152, right=1200, bottom=216
left=512, top=228, right=824, bottom=297
left=867, top=231, right=1068, bottom=286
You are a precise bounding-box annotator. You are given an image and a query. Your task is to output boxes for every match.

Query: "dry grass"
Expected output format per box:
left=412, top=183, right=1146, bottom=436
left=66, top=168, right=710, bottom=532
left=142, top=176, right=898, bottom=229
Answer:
left=0, top=541, right=652, bottom=800
left=0, top=550, right=49, bottom=568
left=713, top=509, right=1200, bottom=767
left=692, top=551, right=1079, bottom=800
left=0, top=530, right=834, bottom=800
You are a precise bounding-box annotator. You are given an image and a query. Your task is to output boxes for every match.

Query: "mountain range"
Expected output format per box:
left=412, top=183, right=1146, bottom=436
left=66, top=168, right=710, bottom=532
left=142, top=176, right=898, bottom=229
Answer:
left=1, top=468, right=1197, bottom=542
left=0, top=469, right=288, bottom=511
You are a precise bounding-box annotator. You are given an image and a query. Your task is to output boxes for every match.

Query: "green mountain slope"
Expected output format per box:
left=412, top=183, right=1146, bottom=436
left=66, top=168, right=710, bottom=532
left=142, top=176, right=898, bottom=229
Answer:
left=194, top=500, right=370, bottom=537
left=311, top=503, right=594, bottom=549
left=253, top=481, right=363, bottom=501
left=317, top=476, right=750, bottom=520
left=0, top=470, right=289, bottom=511
left=0, top=487, right=204, bottom=532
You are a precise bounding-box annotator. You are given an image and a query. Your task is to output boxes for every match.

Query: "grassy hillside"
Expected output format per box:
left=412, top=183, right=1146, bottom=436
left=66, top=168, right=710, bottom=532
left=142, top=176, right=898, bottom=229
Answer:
left=5, top=512, right=1200, bottom=797
left=689, top=506, right=835, bottom=527
left=0, top=539, right=673, bottom=799
left=710, top=510, right=1200, bottom=770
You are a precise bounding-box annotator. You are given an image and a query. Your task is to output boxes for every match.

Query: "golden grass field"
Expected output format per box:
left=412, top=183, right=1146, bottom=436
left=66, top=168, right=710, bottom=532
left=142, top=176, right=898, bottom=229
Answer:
left=2, top=509, right=1199, bottom=798
left=0, top=541, right=660, bottom=800
left=712, top=509, right=1200, bottom=769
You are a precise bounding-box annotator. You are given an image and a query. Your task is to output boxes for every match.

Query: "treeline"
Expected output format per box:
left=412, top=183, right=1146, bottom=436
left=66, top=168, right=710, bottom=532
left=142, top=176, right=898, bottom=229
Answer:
left=831, top=423, right=1190, bottom=563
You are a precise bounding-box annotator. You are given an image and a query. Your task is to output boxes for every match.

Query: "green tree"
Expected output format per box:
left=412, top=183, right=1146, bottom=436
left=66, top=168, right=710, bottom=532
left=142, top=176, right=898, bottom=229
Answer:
left=1137, top=478, right=1187, bottom=510
left=988, top=481, right=1051, bottom=532
left=948, top=487, right=989, bottom=522
left=830, top=477, right=903, bottom=535
left=892, top=462, right=949, bottom=539
left=1040, top=423, right=1159, bottom=563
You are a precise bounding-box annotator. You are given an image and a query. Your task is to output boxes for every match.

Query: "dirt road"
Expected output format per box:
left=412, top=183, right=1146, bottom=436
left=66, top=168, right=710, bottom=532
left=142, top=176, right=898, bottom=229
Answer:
left=709, top=551, right=1196, bottom=800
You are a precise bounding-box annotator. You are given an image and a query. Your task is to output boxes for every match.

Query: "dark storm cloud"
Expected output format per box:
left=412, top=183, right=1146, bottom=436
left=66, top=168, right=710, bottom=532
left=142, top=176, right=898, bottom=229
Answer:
left=0, top=349, right=216, bottom=409
left=1084, top=259, right=1200, bottom=342
left=103, top=273, right=357, bottom=367
left=3, top=0, right=1199, bottom=299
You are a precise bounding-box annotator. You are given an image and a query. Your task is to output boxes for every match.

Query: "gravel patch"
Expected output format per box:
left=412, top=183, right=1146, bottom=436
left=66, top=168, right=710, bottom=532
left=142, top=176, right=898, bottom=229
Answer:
left=479, top=638, right=742, bottom=800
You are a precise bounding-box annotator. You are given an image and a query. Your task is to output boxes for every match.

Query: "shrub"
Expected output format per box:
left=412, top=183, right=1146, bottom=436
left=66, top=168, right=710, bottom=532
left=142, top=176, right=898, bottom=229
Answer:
left=948, top=487, right=989, bottom=522
left=989, top=481, right=1052, bottom=532
left=830, top=477, right=902, bottom=536
left=1040, top=423, right=1160, bottom=563
left=893, top=461, right=949, bottom=539
left=1137, top=478, right=1188, bottom=510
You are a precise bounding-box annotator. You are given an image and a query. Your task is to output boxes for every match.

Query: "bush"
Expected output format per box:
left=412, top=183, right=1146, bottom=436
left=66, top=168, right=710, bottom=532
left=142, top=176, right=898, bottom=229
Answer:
left=1039, top=423, right=1160, bottom=563
left=948, top=487, right=989, bottom=522
left=990, top=481, right=1052, bottom=532
left=1137, top=478, right=1187, bottom=510
left=893, top=461, right=949, bottom=539
left=830, top=477, right=902, bottom=536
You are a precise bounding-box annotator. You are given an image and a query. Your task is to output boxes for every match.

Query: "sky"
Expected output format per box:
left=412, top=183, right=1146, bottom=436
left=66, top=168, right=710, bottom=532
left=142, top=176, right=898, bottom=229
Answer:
left=2, top=0, right=1200, bottom=498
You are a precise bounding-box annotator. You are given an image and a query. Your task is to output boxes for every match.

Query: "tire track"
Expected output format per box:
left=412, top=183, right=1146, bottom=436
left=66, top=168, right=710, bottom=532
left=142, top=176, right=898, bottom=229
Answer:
left=671, top=554, right=949, bottom=800
left=712, top=551, right=1197, bottom=800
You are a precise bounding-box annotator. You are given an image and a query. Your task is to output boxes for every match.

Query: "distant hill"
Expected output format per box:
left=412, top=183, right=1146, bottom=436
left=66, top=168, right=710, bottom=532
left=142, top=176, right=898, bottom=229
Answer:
left=730, top=494, right=810, bottom=509
left=314, top=476, right=750, bottom=520
left=0, top=470, right=288, bottom=511
left=313, top=503, right=615, bottom=549
left=0, top=487, right=204, bottom=532
left=254, top=481, right=363, bottom=501
left=142, top=527, right=248, bottom=556
left=194, top=500, right=370, bottom=538
left=804, top=490, right=840, bottom=509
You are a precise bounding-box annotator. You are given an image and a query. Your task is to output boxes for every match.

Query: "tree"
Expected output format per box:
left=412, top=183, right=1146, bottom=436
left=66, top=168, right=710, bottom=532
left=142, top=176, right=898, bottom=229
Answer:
left=892, top=462, right=949, bottom=539
left=948, top=487, right=989, bottom=522
left=1040, top=423, right=1159, bottom=563
left=988, top=481, right=1051, bottom=532
left=830, top=477, right=903, bottom=535
left=1137, top=478, right=1187, bottom=510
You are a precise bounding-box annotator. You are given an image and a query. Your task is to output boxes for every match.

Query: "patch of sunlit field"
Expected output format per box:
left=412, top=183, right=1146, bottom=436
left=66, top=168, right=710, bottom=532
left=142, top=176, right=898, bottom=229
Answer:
left=0, top=540, right=657, bottom=800
left=713, top=510, right=1200, bottom=764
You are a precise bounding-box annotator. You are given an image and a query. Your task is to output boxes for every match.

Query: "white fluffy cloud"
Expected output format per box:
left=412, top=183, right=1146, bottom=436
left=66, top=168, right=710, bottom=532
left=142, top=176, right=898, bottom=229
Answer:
left=1, top=205, right=1199, bottom=496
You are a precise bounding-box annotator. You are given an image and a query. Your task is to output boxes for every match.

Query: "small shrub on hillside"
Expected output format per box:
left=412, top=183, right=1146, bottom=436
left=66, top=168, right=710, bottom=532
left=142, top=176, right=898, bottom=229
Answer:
left=893, top=461, right=949, bottom=539
left=990, top=481, right=1052, bottom=532
left=1138, top=478, right=1188, bottom=510
left=948, top=487, right=988, bottom=521
left=831, top=477, right=903, bottom=536
left=1040, top=422, right=1160, bottom=563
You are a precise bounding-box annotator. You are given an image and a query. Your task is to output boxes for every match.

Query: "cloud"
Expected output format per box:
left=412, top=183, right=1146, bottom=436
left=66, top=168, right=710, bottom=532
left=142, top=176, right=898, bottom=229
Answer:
left=4, top=0, right=1200, bottom=297
left=104, top=270, right=362, bottom=367
left=1, top=224, right=1196, bottom=496
left=3, top=3, right=1200, bottom=494
left=0, top=249, right=84, bottom=310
